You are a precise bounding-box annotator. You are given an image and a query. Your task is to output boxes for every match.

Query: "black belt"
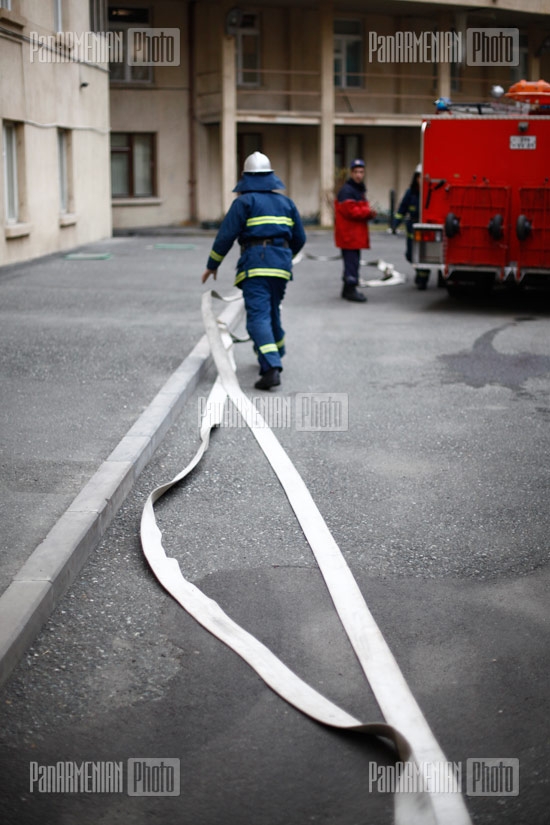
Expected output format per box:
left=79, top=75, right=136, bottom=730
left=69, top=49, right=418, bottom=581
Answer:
left=241, top=238, right=289, bottom=252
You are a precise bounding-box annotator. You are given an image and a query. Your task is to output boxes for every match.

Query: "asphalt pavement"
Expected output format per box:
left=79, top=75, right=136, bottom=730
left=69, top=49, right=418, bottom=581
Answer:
left=0, top=233, right=246, bottom=685
left=1, top=229, right=549, bottom=825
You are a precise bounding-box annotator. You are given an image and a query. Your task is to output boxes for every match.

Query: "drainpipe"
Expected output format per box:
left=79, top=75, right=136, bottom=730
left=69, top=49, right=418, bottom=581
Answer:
left=188, top=0, right=197, bottom=222
left=319, top=0, right=334, bottom=227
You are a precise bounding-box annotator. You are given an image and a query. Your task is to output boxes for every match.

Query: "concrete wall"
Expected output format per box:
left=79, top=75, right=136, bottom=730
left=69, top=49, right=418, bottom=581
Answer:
left=110, top=0, right=189, bottom=230
left=191, top=0, right=548, bottom=228
left=0, top=0, right=111, bottom=266
left=4, top=0, right=546, bottom=259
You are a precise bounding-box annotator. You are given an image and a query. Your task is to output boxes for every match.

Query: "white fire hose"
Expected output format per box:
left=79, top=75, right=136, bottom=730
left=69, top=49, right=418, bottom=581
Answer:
left=140, top=290, right=472, bottom=825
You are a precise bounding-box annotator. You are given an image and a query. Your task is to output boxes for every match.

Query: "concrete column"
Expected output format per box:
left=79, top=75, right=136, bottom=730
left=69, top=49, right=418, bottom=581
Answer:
left=319, top=0, right=334, bottom=227
left=221, top=30, right=237, bottom=213
left=437, top=59, right=451, bottom=101
left=437, top=14, right=452, bottom=101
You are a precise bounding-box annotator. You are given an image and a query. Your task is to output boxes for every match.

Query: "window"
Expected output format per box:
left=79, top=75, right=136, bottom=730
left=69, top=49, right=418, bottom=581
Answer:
left=108, top=7, right=152, bottom=83
left=54, top=0, right=63, bottom=32
left=58, top=129, right=71, bottom=213
left=335, top=134, right=362, bottom=172
left=3, top=123, right=19, bottom=223
left=510, top=34, right=528, bottom=83
left=90, top=0, right=107, bottom=32
left=236, top=13, right=260, bottom=86
left=450, top=60, right=461, bottom=94
left=334, top=20, right=363, bottom=88
left=111, top=133, right=155, bottom=198
left=0, top=1, right=12, bottom=11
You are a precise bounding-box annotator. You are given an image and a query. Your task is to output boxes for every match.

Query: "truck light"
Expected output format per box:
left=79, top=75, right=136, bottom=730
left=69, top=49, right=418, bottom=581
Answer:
left=414, top=228, right=442, bottom=242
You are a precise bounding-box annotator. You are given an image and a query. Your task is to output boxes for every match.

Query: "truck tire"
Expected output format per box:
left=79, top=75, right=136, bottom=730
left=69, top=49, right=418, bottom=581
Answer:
left=516, top=214, right=532, bottom=241
left=445, top=283, right=461, bottom=298
left=445, top=212, right=460, bottom=238
left=488, top=214, right=503, bottom=240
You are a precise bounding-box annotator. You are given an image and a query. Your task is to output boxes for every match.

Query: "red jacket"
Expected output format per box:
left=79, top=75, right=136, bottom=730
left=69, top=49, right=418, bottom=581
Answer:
left=334, top=197, right=376, bottom=249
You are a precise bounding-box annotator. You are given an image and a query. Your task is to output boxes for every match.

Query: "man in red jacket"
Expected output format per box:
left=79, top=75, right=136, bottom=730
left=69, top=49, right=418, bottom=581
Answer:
left=334, top=159, right=376, bottom=302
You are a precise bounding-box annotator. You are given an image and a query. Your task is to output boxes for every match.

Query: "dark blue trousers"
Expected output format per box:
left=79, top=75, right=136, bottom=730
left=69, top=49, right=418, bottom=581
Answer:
left=341, top=249, right=360, bottom=286
left=241, top=277, right=287, bottom=373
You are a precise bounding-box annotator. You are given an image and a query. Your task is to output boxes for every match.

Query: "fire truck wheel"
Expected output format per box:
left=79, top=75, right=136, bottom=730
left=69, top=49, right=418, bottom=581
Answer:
left=445, top=283, right=461, bottom=298
left=516, top=214, right=532, bottom=241
left=444, top=212, right=460, bottom=238
left=488, top=214, right=503, bottom=240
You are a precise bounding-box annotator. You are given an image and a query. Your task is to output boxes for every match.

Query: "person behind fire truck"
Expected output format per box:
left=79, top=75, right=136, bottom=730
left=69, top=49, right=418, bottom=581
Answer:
left=201, top=151, right=306, bottom=390
left=392, top=166, right=421, bottom=279
left=334, top=159, right=377, bottom=303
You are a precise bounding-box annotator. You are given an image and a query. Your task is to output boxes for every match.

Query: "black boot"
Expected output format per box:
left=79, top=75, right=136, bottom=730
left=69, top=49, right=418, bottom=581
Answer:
left=414, top=271, right=429, bottom=290
left=342, top=284, right=367, bottom=302
left=254, top=368, right=281, bottom=390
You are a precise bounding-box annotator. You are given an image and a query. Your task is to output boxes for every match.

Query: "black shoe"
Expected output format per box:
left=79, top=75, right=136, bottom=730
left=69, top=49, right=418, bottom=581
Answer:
left=415, top=272, right=429, bottom=290
left=254, top=368, right=281, bottom=390
left=342, top=286, right=367, bottom=302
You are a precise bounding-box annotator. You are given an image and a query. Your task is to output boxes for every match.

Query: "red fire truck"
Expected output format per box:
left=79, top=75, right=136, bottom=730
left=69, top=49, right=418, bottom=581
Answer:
left=412, top=80, right=550, bottom=294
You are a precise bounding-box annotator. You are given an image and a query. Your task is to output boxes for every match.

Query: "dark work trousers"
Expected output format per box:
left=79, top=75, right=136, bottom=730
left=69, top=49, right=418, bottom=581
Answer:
left=405, top=219, right=414, bottom=263
left=341, top=249, right=361, bottom=286
left=241, top=276, right=287, bottom=374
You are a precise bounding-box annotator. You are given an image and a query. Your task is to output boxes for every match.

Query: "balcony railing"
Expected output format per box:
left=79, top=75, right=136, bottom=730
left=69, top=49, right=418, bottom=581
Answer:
left=195, top=67, right=517, bottom=122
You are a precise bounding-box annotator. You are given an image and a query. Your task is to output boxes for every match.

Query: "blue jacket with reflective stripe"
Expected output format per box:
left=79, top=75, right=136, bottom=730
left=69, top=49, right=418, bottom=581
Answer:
left=206, top=173, right=306, bottom=286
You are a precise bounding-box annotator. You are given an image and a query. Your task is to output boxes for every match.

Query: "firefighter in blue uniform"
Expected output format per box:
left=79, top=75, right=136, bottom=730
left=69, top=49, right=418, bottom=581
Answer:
left=201, top=152, right=306, bottom=389
left=392, top=165, right=425, bottom=287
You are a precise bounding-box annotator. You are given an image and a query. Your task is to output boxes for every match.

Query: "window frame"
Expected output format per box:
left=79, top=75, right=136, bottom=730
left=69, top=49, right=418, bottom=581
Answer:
left=57, top=129, right=70, bottom=213
left=108, top=7, right=153, bottom=84
left=110, top=132, right=156, bottom=199
left=334, top=19, right=363, bottom=89
left=54, top=0, right=63, bottom=32
left=236, top=12, right=261, bottom=88
left=510, top=33, right=529, bottom=83
left=89, top=0, right=107, bottom=32
left=3, top=122, right=19, bottom=224
left=335, top=133, right=363, bottom=173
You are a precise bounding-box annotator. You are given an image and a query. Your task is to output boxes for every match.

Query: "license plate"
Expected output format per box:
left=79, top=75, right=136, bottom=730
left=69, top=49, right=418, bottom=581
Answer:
left=510, top=135, right=536, bottom=149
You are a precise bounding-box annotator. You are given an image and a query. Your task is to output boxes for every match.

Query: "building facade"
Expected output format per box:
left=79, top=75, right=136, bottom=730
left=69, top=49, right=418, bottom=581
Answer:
left=2, top=1, right=550, bottom=264
left=0, top=0, right=111, bottom=266
left=111, top=0, right=550, bottom=231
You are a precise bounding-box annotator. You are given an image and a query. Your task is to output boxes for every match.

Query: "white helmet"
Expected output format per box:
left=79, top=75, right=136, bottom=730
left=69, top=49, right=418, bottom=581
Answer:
left=243, top=151, right=273, bottom=173
left=415, top=163, right=422, bottom=174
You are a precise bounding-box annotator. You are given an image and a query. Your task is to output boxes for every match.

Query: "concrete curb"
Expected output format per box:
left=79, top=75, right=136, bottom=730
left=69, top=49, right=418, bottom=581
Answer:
left=0, top=297, right=245, bottom=689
